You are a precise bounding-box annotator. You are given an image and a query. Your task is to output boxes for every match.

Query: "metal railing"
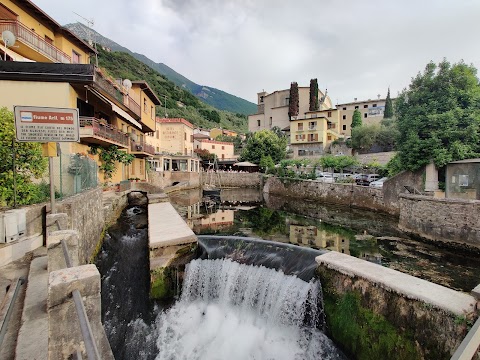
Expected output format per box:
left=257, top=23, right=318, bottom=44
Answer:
left=450, top=315, right=480, bottom=360
left=0, top=277, right=25, bottom=351
left=79, top=117, right=129, bottom=147
left=130, top=140, right=155, bottom=155
left=123, top=95, right=141, bottom=116
left=94, top=74, right=124, bottom=103
left=0, top=20, right=71, bottom=63
left=60, top=240, right=100, bottom=360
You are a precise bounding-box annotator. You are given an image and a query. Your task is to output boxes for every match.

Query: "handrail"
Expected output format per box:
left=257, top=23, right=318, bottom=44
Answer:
left=0, top=277, right=25, bottom=350
left=79, top=116, right=130, bottom=147
left=450, top=315, right=480, bottom=360
left=60, top=240, right=100, bottom=360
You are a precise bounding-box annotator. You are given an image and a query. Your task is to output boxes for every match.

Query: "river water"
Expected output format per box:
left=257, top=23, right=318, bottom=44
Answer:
left=170, top=188, right=480, bottom=292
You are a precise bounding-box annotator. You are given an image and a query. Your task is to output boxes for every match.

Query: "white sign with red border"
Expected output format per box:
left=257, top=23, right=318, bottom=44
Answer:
left=14, top=106, right=79, bottom=142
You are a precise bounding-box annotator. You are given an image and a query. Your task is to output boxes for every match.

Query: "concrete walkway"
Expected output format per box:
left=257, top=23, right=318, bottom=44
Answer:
left=148, top=201, right=197, bottom=249
left=316, top=251, right=477, bottom=315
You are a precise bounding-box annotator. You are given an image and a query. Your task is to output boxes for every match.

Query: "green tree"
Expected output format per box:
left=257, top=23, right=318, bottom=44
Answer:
left=309, top=78, right=319, bottom=111
left=240, top=130, right=287, bottom=164
left=351, top=109, right=362, bottom=128
left=271, top=126, right=286, bottom=138
left=0, top=107, right=48, bottom=207
left=395, top=59, right=480, bottom=171
left=288, top=82, right=299, bottom=119
left=259, top=155, right=275, bottom=173
left=351, top=124, right=379, bottom=152
left=384, top=88, right=394, bottom=118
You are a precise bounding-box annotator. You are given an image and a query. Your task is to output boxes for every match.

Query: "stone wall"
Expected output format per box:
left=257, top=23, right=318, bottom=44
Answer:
left=149, top=171, right=200, bottom=190
left=383, top=169, right=425, bottom=215
left=316, top=252, right=477, bottom=360
left=55, top=187, right=105, bottom=264
left=264, top=176, right=392, bottom=214
left=399, top=194, right=480, bottom=250
left=201, top=172, right=262, bottom=188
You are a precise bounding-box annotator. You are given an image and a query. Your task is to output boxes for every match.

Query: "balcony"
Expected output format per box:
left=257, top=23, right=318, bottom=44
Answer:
left=130, top=140, right=155, bottom=156
left=308, top=125, right=317, bottom=130
left=79, top=117, right=129, bottom=148
left=124, top=95, right=141, bottom=116
left=0, top=20, right=70, bottom=63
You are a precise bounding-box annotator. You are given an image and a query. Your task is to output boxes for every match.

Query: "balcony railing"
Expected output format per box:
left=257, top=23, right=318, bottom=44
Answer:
left=94, top=74, right=124, bottom=103
left=130, top=140, right=155, bottom=155
left=123, top=95, right=141, bottom=116
left=308, top=126, right=317, bottom=130
left=79, top=117, right=129, bottom=147
left=0, top=20, right=71, bottom=63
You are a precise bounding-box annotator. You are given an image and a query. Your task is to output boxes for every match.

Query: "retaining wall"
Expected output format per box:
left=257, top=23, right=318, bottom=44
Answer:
left=201, top=172, right=262, bottom=188
left=149, top=171, right=200, bottom=190
left=399, top=194, right=480, bottom=250
left=264, top=176, right=392, bottom=214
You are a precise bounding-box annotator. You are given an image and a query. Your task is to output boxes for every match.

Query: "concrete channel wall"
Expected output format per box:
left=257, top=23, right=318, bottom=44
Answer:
left=316, top=252, right=478, bottom=360
left=201, top=172, right=262, bottom=188
left=264, top=176, right=392, bottom=214
left=399, top=194, right=480, bottom=250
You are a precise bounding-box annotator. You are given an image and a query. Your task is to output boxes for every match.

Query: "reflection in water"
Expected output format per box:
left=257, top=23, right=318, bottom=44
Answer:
left=170, top=188, right=480, bottom=292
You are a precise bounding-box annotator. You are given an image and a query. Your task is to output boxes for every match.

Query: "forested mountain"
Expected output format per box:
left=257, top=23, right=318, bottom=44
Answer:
left=65, top=22, right=256, bottom=116
left=96, top=47, right=248, bottom=132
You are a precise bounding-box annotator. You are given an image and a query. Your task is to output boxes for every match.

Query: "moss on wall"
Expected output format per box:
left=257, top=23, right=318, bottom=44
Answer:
left=150, top=267, right=174, bottom=300
left=323, top=291, right=420, bottom=360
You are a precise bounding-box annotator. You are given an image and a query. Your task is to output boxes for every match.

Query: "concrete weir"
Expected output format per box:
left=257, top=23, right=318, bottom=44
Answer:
left=147, top=194, right=197, bottom=300
left=316, top=252, right=478, bottom=359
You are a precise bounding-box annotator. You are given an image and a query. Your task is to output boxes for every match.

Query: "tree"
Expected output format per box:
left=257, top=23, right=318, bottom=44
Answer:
left=259, top=155, right=275, bottom=173
left=271, top=126, right=286, bottom=138
left=309, top=78, right=319, bottom=111
left=384, top=88, right=394, bottom=118
left=288, top=82, right=299, bottom=119
left=394, top=59, right=480, bottom=171
left=0, top=107, right=48, bottom=207
left=194, top=148, right=216, bottom=162
left=351, top=109, right=362, bottom=128
left=240, top=129, right=287, bottom=164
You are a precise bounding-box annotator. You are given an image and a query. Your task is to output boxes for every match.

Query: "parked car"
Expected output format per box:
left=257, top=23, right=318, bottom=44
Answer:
left=316, top=172, right=335, bottom=183
left=356, top=174, right=380, bottom=186
left=369, top=177, right=388, bottom=189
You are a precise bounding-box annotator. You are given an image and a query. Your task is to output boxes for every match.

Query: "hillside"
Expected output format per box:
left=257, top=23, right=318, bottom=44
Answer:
left=96, top=47, right=248, bottom=132
left=65, top=22, right=256, bottom=115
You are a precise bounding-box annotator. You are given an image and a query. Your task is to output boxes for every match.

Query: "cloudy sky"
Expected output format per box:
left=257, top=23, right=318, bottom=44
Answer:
left=34, top=0, right=480, bottom=104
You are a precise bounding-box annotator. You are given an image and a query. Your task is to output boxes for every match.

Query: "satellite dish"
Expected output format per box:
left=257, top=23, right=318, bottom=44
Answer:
left=123, top=79, right=132, bottom=91
left=1, top=30, right=16, bottom=47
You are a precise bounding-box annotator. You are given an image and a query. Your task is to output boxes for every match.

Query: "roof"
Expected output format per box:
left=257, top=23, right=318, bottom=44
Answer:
left=199, top=139, right=234, bottom=146
left=156, top=117, right=194, bottom=128
left=336, top=98, right=387, bottom=106
left=449, top=158, right=480, bottom=164
left=132, top=80, right=161, bottom=105
left=13, top=0, right=96, bottom=54
left=193, top=134, right=210, bottom=139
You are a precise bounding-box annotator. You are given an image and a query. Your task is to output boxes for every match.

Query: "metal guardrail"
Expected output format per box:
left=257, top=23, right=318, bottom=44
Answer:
left=450, top=315, right=480, bottom=360
left=60, top=240, right=100, bottom=360
left=0, top=277, right=25, bottom=351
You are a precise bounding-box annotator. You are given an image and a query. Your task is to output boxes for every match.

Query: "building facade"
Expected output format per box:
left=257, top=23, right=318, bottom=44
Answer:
left=194, top=139, right=235, bottom=161
left=336, top=97, right=387, bottom=137
left=0, top=0, right=160, bottom=185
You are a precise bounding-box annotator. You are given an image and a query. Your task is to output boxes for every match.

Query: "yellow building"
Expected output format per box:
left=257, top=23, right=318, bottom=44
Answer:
left=210, top=128, right=238, bottom=139
left=337, top=97, right=387, bottom=137
left=151, top=117, right=194, bottom=156
left=289, top=225, right=350, bottom=254
left=0, top=0, right=160, bottom=186
left=194, top=139, right=235, bottom=161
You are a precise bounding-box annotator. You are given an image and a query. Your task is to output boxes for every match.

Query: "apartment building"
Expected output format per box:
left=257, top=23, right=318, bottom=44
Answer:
left=194, top=139, right=234, bottom=161
left=0, top=0, right=160, bottom=184
left=210, top=128, right=238, bottom=139
left=336, top=97, right=386, bottom=136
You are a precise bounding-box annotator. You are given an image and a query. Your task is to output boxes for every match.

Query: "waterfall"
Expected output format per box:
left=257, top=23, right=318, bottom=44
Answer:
left=154, top=259, right=345, bottom=360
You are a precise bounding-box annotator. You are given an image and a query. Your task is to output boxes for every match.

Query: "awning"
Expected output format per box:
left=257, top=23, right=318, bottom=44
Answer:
left=89, top=88, right=142, bottom=130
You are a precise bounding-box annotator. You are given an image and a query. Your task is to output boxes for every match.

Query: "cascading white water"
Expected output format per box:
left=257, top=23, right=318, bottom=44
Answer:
left=154, top=258, right=345, bottom=360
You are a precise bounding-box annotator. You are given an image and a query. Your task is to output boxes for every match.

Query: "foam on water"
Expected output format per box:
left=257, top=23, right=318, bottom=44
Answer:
left=154, top=258, right=345, bottom=360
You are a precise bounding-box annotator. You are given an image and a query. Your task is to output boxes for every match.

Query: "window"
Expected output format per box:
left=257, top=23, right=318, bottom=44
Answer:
left=72, top=50, right=80, bottom=64
left=212, top=145, right=215, bottom=149
left=257, top=120, right=260, bottom=127
left=222, top=146, right=225, bottom=150
left=156, top=147, right=159, bottom=152
left=285, top=97, right=290, bottom=105
left=327, top=135, right=332, bottom=140
left=372, top=104, right=377, bottom=107
left=184, top=132, right=186, bottom=141
left=260, top=96, right=264, bottom=103
left=308, top=121, right=316, bottom=130
left=342, top=115, right=346, bottom=120
left=343, top=125, right=347, bottom=131
left=308, top=134, right=318, bottom=142
left=364, top=113, right=368, bottom=118
left=44, top=35, right=53, bottom=44
left=343, top=107, right=347, bottom=110
left=269, top=117, right=272, bottom=126
left=143, top=98, right=147, bottom=112
left=328, top=111, right=332, bottom=117
left=156, top=130, right=159, bottom=139
left=363, top=104, right=368, bottom=108
left=197, top=145, right=199, bottom=149
left=140, top=160, right=144, bottom=175
left=298, top=123, right=303, bottom=131
left=222, top=154, right=225, bottom=159
left=151, top=105, right=154, bottom=119
left=355, top=106, right=359, bottom=109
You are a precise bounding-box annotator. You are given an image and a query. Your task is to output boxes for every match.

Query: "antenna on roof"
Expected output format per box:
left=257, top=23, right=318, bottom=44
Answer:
left=73, top=12, right=98, bottom=67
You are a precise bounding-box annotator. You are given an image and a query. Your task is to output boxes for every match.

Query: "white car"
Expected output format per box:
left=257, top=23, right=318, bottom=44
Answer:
left=369, top=177, right=388, bottom=188
left=316, top=173, right=334, bottom=183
